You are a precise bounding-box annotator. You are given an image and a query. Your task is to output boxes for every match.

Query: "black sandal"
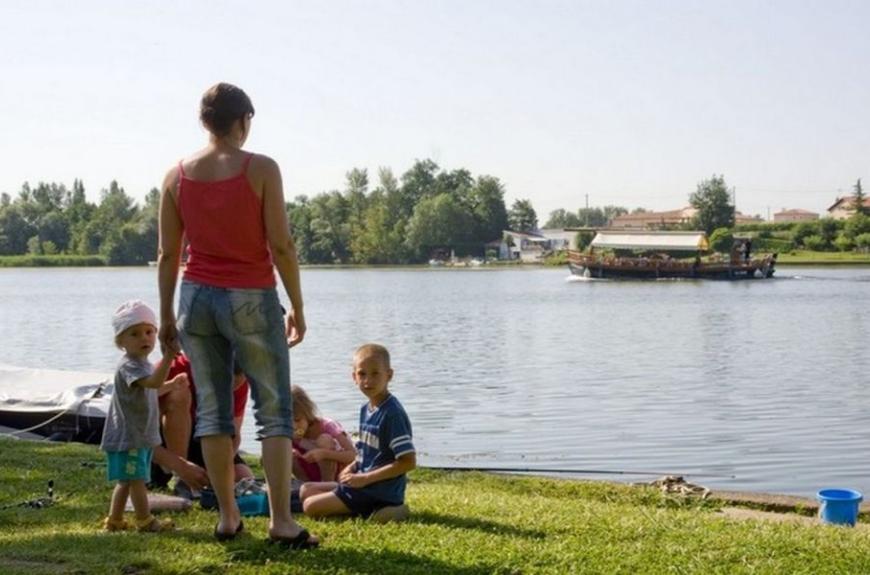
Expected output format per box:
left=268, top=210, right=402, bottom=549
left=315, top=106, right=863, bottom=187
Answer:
left=268, top=528, right=319, bottom=549
left=214, top=520, right=244, bottom=541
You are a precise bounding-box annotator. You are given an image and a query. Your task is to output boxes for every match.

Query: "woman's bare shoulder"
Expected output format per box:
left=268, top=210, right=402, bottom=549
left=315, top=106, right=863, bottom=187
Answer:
left=249, top=152, right=281, bottom=175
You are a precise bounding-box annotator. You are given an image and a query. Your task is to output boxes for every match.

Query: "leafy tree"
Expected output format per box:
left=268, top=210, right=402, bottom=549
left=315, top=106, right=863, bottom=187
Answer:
left=792, top=221, right=817, bottom=247
left=853, top=178, right=868, bottom=216
left=803, top=235, right=827, bottom=251
left=399, top=159, right=439, bottom=216
left=855, top=233, right=870, bottom=251
left=844, top=214, right=870, bottom=240
left=709, top=227, right=734, bottom=253
left=507, top=199, right=538, bottom=232
left=545, top=209, right=581, bottom=228
left=834, top=234, right=854, bottom=252
left=575, top=231, right=594, bottom=250
left=405, top=194, right=473, bottom=259
left=286, top=195, right=313, bottom=263
left=817, top=218, right=839, bottom=247
left=469, top=176, right=508, bottom=242
left=690, top=175, right=734, bottom=234
left=0, top=204, right=36, bottom=254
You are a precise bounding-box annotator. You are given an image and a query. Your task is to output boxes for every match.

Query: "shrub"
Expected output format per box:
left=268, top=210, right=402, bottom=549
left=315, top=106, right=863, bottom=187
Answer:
left=754, top=237, right=794, bottom=253
left=709, top=227, right=734, bottom=253
left=792, top=222, right=818, bottom=246
left=844, top=214, right=870, bottom=240
left=834, top=234, right=855, bottom=252
left=856, top=233, right=870, bottom=252
left=802, top=235, right=828, bottom=251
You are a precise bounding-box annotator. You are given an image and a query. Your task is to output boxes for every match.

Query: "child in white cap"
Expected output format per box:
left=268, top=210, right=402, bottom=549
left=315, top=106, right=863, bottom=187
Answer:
left=101, top=299, right=189, bottom=532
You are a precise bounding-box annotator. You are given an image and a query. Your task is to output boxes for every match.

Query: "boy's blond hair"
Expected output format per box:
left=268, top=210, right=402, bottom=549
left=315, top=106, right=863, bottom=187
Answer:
left=291, top=385, right=320, bottom=423
left=354, top=343, right=391, bottom=368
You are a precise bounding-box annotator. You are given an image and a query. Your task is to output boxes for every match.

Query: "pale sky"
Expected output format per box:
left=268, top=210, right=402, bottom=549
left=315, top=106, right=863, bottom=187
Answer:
left=2, top=0, right=868, bottom=221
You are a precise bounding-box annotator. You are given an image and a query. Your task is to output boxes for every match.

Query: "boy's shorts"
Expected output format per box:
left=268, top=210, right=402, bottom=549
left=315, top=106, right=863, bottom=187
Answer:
left=334, top=484, right=400, bottom=517
left=106, top=448, right=153, bottom=482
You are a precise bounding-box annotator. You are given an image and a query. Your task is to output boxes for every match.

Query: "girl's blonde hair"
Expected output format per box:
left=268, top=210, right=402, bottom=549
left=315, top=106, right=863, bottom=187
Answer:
left=291, top=385, right=320, bottom=423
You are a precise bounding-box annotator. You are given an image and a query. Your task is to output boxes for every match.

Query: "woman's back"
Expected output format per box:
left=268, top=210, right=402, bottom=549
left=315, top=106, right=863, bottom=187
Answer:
left=177, top=148, right=275, bottom=288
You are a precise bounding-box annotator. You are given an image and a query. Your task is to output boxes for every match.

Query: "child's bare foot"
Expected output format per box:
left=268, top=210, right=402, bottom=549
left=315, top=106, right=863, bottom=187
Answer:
left=370, top=504, right=410, bottom=523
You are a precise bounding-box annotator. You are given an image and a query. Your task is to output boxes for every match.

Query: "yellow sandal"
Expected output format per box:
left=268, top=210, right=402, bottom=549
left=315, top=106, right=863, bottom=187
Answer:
left=136, top=514, right=175, bottom=533
left=103, top=516, right=130, bottom=532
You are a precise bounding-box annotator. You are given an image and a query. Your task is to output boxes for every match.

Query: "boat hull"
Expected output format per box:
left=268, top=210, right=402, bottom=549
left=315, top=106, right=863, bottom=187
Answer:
left=0, top=408, right=105, bottom=444
left=568, top=255, right=776, bottom=280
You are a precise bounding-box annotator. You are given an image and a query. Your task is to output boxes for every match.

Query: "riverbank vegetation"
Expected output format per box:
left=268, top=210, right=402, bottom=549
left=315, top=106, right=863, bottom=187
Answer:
left=0, top=161, right=521, bottom=266
left=3, top=437, right=870, bottom=574
left=2, top=170, right=868, bottom=268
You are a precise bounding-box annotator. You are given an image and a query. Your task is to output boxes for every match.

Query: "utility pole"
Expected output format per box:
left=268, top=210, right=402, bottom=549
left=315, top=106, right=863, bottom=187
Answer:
left=767, top=206, right=770, bottom=222
left=585, top=193, right=589, bottom=227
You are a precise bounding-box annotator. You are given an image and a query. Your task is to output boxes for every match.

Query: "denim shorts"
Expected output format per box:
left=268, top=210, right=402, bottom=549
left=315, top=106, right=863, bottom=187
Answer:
left=106, top=448, right=153, bottom=482
left=177, top=280, right=293, bottom=440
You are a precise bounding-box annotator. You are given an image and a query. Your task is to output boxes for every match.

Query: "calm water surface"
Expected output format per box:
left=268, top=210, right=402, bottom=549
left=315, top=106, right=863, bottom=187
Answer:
left=1, top=266, right=868, bottom=496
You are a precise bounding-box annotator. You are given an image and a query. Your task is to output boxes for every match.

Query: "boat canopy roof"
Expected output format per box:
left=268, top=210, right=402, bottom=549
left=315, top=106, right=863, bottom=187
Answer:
left=591, top=231, right=709, bottom=251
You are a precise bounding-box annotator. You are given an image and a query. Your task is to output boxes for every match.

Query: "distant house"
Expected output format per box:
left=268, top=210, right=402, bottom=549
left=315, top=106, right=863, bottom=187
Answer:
left=610, top=207, right=760, bottom=229
left=538, top=228, right=578, bottom=251
left=499, top=230, right=551, bottom=262
left=773, top=208, right=819, bottom=223
left=609, top=207, right=696, bottom=229
left=734, top=212, right=764, bottom=225
left=827, top=196, right=870, bottom=220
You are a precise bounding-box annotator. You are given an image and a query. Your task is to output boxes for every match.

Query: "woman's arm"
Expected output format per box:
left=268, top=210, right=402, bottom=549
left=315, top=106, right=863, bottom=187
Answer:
left=260, top=156, right=305, bottom=347
left=158, top=166, right=184, bottom=355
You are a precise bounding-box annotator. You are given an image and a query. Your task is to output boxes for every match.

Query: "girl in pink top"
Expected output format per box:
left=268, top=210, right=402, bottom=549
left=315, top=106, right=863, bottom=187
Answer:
left=292, top=385, right=356, bottom=482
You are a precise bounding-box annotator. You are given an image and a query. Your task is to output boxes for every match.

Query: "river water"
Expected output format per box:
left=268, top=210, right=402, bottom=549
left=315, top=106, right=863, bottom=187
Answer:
left=1, top=266, right=868, bottom=496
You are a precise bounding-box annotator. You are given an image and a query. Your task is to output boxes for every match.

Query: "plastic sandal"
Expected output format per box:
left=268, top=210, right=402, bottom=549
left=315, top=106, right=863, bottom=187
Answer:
left=268, top=528, right=319, bottom=549
left=214, top=519, right=244, bottom=541
left=103, top=516, right=130, bottom=532
left=136, top=514, right=175, bottom=532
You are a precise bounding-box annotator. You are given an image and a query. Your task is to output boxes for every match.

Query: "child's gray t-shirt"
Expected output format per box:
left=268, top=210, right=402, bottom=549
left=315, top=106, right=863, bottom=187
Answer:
left=100, top=355, right=161, bottom=452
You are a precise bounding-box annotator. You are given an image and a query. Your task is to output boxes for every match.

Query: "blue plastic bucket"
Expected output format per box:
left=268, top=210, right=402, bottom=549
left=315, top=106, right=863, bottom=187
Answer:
left=817, top=488, right=863, bottom=526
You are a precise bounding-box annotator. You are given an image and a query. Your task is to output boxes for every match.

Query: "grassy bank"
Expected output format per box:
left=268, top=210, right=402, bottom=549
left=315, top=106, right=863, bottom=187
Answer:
left=775, top=250, right=870, bottom=265
left=3, top=438, right=870, bottom=574
left=0, top=255, right=106, bottom=267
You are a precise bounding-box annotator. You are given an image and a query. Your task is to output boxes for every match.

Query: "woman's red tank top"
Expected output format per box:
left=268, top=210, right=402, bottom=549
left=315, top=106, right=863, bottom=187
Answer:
left=178, top=153, right=276, bottom=288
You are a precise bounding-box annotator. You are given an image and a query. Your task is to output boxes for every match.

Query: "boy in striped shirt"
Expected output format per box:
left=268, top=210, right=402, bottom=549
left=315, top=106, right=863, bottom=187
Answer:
left=300, top=343, right=416, bottom=522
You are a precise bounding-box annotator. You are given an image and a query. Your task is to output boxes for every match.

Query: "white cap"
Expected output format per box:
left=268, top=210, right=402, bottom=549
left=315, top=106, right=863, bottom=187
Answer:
left=112, top=300, right=157, bottom=336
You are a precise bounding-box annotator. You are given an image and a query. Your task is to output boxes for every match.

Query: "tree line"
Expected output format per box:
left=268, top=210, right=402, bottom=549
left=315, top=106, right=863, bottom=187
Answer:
left=4, top=168, right=866, bottom=265
left=0, top=160, right=539, bottom=265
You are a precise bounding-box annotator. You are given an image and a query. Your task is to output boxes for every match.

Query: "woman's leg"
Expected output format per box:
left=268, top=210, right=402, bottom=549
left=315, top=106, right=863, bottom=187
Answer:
left=177, top=281, right=239, bottom=535
left=201, top=434, right=240, bottom=534
left=229, top=288, right=314, bottom=541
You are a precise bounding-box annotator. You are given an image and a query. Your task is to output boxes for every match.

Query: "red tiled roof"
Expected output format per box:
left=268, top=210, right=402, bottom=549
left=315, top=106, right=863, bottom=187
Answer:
left=827, top=196, right=870, bottom=212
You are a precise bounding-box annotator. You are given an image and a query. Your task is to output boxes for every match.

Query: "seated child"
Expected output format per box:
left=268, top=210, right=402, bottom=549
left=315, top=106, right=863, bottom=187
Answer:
left=300, top=343, right=416, bottom=522
left=101, top=300, right=185, bottom=532
left=152, top=354, right=254, bottom=497
left=291, top=385, right=356, bottom=482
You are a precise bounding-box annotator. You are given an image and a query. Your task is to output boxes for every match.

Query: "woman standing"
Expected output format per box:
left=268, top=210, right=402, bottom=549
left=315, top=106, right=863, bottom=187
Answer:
left=158, top=83, right=317, bottom=548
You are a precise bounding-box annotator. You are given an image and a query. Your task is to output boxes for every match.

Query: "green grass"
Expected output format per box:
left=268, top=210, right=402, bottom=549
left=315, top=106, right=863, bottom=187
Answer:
left=0, top=255, right=106, bottom=267
left=776, top=250, right=870, bottom=265
left=3, top=438, right=870, bottom=574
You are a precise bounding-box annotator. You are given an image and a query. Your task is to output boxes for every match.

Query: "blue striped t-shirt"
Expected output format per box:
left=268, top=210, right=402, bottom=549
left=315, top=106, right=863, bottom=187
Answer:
left=356, top=394, right=415, bottom=504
